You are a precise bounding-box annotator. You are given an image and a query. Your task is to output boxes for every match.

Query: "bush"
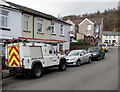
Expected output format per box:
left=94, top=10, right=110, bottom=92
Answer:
left=70, top=40, right=94, bottom=50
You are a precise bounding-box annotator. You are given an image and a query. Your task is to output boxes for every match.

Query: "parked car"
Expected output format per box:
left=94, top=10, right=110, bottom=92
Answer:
left=65, top=50, right=92, bottom=67
left=88, top=47, right=105, bottom=61
left=98, top=43, right=108, bottom=52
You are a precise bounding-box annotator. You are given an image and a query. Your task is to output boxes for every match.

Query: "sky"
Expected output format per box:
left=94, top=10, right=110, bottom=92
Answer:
left=4, top=0, right=119, bottom=17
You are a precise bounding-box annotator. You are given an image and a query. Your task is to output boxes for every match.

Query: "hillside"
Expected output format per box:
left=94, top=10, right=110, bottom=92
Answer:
left=63, top=8, right=120, bottom=31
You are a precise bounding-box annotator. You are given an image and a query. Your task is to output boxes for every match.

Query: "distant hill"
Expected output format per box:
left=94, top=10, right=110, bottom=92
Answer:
left=62, top=8, right=120, bottom=31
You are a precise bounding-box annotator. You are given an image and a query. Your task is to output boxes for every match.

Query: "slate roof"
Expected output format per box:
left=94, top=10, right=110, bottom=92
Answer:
left=63, top=17, right=103, bottom=25
left=103, top=31, right=120, bottom=36
left=5, top=1, right=71, bottom=25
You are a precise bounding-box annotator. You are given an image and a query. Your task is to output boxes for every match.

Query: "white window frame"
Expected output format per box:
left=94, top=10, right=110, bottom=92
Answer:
left=51, top=23, right=55, bottom=34
left=0, top=10, right=9, bottom=28
left=37, top=19, right=43, bottom=33
left=87, top=25, right=92, bottom=31
left=106, top=35, right=108, bottom=38
left=60, top=25, right=64, bottom=35
left=23, top=15, right=29, bottom=31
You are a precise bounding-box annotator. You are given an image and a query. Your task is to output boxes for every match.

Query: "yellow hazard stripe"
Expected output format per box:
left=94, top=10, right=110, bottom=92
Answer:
left=9, top=57, right=20, bottom=66
left=8, top=44, right=20, bottom=67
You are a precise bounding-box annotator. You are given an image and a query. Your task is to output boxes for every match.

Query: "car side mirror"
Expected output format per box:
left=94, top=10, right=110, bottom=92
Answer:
left=49, top=50, right=52, bottom=54
left=54, top=51, right=56, bottom=54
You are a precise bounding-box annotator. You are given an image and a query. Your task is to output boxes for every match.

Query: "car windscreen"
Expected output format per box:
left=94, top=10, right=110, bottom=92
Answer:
left=66, top=50, right=80, bottom=56
left=88, top=48, right=98, bottom=52
left=98, top=44, right=106, bottom=47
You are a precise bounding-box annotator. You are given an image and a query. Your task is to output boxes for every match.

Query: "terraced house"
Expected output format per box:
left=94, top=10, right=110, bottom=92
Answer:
left=0, top=0, right=22, bottom=40
left=0, top=0, right=22, bottom=69
left=0, top=0, right=71, bottom=54
left=51, top=20, right=71, bottom=53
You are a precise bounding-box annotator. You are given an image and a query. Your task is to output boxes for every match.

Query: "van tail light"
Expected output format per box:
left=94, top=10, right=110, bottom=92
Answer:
left=5, top=59, right=9, bottom=65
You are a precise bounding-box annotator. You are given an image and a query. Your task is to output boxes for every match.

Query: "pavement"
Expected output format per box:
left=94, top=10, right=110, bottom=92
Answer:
left=2, top=47, right=118, bottom=90
left=2, top=70, right=10, bottom=78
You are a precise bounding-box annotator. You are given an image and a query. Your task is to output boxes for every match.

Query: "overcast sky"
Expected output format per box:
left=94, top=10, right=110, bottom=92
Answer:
left=5, top=0, right=119, bottom=17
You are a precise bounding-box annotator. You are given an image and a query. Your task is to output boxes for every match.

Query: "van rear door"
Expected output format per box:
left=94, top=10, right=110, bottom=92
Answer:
left=7, top=43, right=20, bottom=67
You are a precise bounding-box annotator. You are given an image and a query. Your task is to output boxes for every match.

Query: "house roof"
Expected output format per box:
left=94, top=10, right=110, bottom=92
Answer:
left=103, top=31, right=120, bottom=36
left=5, top=1, right=71, bottom=25
left=63, top=17, right=103, bottom=25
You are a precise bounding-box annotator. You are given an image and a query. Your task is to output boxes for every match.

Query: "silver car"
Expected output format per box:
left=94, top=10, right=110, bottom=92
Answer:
left=65, top=50, right=92, bottom=66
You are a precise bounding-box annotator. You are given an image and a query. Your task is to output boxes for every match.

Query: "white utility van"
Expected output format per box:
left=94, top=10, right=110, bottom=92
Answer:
left=5, top=39, right=67, bottom=78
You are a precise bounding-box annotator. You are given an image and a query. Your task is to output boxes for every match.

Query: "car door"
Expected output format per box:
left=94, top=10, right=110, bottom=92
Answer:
left=83, top=50, right=89, bottom=62
left=98, top=48, right=102, bottom=58
left=80, top=51, right=86, bottom=63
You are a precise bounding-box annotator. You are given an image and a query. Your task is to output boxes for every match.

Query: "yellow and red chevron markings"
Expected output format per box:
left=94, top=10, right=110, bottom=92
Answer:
left=8, top=45, right=20, bottom=67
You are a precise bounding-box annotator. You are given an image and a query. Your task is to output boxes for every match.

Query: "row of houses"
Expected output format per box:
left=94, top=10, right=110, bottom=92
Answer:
left=62, top=16, right=120, bottom=45
left=102, top=31, right=120, bottom=45
left=63, top=17, right=103, bottom=42
left=0, top=0, right=119, bottom=55
left=0, top=0, right=71, bottom=54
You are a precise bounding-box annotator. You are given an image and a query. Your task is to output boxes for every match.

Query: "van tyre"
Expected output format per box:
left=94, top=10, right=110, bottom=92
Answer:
left=32, top=65, right=43, bottom=79
left=59, top=60, right=66, bottom=71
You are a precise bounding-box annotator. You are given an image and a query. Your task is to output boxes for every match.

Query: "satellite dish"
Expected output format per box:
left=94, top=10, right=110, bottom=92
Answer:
left=46, top=26, right=51, bottom=30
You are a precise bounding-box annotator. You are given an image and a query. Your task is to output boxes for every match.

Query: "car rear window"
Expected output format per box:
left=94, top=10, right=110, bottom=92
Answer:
left=98, top=44, right=106, bottom=47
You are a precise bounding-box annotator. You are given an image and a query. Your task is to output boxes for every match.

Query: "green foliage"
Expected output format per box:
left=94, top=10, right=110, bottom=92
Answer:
left=70, top=40, right=94, bottom=50
left=63, top=8, right=119, bottom=31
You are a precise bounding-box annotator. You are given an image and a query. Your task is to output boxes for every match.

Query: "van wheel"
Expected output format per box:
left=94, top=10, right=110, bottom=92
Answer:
left=32, top=65, right=43, bottom=79
left=59, top=60, right=66, bottom=71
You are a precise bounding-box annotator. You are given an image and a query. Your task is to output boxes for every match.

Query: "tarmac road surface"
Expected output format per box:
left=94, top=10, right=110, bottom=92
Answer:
left=2, top=47, right=118, bottom=90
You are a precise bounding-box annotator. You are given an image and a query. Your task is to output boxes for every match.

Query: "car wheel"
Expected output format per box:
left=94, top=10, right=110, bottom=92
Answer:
left=97, top=56, right=100, bottom=61
left=59, top=60, right=66, bottom=71
left=76, top=59, right=81, bottom=67
left=88, top=58, right=92, bottom=63
left=32, top=65, right=43, bottom=79
left=102, top=55, right=105, bottom=59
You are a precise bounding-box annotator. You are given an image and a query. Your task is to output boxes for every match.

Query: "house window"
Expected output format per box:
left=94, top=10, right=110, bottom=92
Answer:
left=0, top=10, right=9, bottom=28
left=112, top=40, right=116, bottom=43
left=24, top=15, right=29, bottom=31
left=105, top=40, right=108, bottom=42
left=51, top=23, right=55, bottom=34
left=106, top=35, right=108, bottom=38
left=87, top=25, right=92, bottom=31
left=95, top=26, right=99, bottom=33
left=109, top=40, right=111, bottom=44
left=37, top=19, right=43, bottom=32
left=60, top=25, right=64, bottom=35
left=59, top=44, right=63, bottom=51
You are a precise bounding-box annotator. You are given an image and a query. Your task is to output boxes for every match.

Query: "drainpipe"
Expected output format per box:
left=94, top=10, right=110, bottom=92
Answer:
left=33, top=16, right=35, bottom=38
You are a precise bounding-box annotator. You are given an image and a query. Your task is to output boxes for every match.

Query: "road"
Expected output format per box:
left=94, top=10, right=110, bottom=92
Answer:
left=2, top=47, right=118, bottom=90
